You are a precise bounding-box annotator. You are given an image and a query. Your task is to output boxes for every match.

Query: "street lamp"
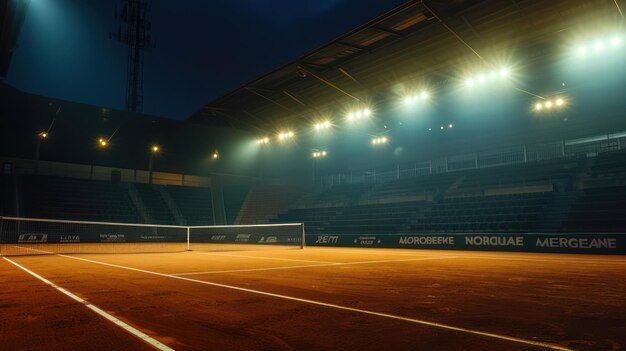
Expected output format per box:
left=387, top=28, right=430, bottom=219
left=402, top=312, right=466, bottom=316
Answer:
left=149, top=144, right=160, bottom=184
left=35, top=131, right=49, bottom=175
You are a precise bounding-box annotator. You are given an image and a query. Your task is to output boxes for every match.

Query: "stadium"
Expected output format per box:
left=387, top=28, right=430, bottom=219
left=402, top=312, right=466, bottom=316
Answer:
left=1, top=0, right=625, bottom=350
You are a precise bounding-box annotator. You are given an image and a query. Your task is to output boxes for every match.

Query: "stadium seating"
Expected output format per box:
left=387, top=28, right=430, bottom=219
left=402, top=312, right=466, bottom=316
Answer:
left=20, top=175, right=141, bottom=223
left=10, top=150, right=626, bottom=234
left=166, top=185, right=214, bottom=226
left=222, top=185, right=250, bottom=225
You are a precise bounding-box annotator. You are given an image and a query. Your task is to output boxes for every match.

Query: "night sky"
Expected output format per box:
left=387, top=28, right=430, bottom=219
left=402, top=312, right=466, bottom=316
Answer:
left=7, top=0, right=399, bottom=120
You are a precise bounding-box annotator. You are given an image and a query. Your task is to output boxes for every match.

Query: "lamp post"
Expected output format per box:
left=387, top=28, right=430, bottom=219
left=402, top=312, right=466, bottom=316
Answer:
left=91, top=137, right=110, bottom=179
left=149, top=145, right=160, bottom=184
left=34, top=131, right=49, bottom=175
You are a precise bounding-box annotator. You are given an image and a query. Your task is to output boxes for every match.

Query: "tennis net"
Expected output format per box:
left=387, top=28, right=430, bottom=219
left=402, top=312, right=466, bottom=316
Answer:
left=0, top=216, right=304, bottom=256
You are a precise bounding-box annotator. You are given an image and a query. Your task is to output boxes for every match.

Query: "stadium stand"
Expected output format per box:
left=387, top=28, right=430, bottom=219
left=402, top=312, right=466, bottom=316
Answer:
left=235, top=185, right=305, bottom=224
left=133, top=184, right=177, bottom=225
left=20, top=175, right=141, bottom=223
left=222, top=185, right=250, bottom=224
left=166, top=184, right=214, bottom=225
left=7, top=149, right=626, bottom=234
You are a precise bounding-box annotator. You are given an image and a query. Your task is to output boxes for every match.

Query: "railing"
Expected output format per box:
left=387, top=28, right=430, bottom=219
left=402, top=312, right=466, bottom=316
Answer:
left=315, top=131, right=626, bottom=188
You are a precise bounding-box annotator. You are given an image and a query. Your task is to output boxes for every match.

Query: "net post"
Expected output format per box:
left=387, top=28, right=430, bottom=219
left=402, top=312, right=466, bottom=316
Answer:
left=300, top=223, right=305, bottom=249
left=186, top=226, right=191, bottom=251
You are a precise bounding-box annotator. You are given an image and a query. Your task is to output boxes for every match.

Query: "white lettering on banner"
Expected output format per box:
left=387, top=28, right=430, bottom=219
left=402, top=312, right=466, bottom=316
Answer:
left=536, top=237, right=617, bottom=249
left=399, top=236, right=455, bottom=246
left=355, top=236, right=377, bottom=245
left=465, top=236, right=523, bottom=247
left=100, top=234, right=125, bottom=243
left=315, top=235, right=339, bottom=244
left=211, top=235, right=226, bottom=241
left=258, top=236, right=278, bottom=243
left=60, top=235, right=80, bottom=243
left=235, top=234, right=251, bottom=242
left=18, top=234, right=48, bottom=243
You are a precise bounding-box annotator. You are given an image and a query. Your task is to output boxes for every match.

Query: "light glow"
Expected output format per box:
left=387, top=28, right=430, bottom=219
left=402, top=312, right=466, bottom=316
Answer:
left=465, top=67, right=511, bottom=88
left=347, top=108, right=372, bottom=122
left=278, top=131, right=295, bottom=141
left=314, top=120, right=332, bottom=131
left=372, top=137, right=388, bottom=145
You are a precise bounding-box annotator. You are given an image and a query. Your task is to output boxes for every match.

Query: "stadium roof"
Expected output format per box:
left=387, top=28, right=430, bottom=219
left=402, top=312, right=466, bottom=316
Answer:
left=190, top=0, right=623, bottom=132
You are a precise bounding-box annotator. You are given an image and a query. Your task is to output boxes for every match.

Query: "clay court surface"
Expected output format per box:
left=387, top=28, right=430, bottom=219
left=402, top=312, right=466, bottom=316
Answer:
left=1, top=247, right=625, bottom=351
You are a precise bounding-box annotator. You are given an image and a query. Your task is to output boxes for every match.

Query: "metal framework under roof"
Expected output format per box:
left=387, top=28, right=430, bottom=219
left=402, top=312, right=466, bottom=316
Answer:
left=190, top=0, right=624, bottom=132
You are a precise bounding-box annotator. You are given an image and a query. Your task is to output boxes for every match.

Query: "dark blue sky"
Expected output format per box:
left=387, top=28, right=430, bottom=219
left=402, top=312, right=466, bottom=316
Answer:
left=7, top=0, right=398, bottom=119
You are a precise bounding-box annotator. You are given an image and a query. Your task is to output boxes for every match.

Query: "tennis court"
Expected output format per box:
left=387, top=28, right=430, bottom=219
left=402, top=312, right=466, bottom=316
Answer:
left=3, top=244, right=626, bottom=350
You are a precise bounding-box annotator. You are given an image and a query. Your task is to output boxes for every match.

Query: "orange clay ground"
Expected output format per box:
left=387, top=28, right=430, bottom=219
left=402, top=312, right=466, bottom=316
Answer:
left=1, top=247, right=625, bottom=351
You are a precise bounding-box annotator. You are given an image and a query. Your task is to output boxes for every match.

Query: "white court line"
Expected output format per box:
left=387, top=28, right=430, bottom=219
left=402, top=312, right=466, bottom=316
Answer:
left=3, top=257, right=174, bottom=351
left=192, top=251, right=337, bottom=264
left=310, top=247, right=626, bottom=265
left=172, top=256, right=453, bottom=276
left=48, top=253, right=570, bottom=351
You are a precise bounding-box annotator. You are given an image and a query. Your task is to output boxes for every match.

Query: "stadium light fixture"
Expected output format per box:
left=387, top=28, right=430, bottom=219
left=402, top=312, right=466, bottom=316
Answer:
left=312, top=150, right=327, bottom=158
left=575, top=34, right=624, bottom=57
left=465, top=67, right=511, bottom=88
left=403, top=91, right=430, bottom=106
left=151, top=145, right=160, bottom=153
left=278, top=131, right=295, bottom=141
left=257, top=137, right=270, bottom=145
left=371, top=136, right=388, bottom=145
left=448, top=124, right=453, bottom=129
left=534, top=97, right=566, bottom=112
left=212, top=150, right=219, bottom=160
left=346, top=108, right=372, bottom=122
left=314, top=120, right=332, bottom=131
left=38, top=131, right=48, bottom=139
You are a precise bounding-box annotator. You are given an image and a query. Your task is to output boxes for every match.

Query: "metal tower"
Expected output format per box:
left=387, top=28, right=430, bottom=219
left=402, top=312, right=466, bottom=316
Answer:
left=111, top=0, right=153, bottom=113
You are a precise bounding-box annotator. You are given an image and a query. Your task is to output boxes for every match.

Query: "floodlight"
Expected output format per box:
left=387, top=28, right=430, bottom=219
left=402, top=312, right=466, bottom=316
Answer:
left=594, top=41, right=605, bottom=52
left=98, top=138, right=108, bottom=148
left=322, top=151, right=327, bottom=156
left=38, top=131, right=48, bottom=139
left=314, top=120, right=331, bottom=131
left=440, top=126, right=444, bottom=130
left=363, top=108, right=371, bottom=117
left=278, top=131, right=294, bottom=141
left=499, top=68, right=510, bottom=77
left=555, top=98, right=564, bottom=106
left=448, top=124, right=453, bottom=128
left=535, top=103, right=543, bottom=111
left=610, top=36, right=622, bottom=46
left=489, top=71, right=497, bottom=80
left=477, top=75, right=485, bottom=83
left=420, top=91, right=429, bottom=100
left=404, top=96, right=415, bottom=105
left=466, top=79, right=475, bottom=87
left=151, top=145, right=160, bottom=153
left=212, top=151, right=219, bottom=159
